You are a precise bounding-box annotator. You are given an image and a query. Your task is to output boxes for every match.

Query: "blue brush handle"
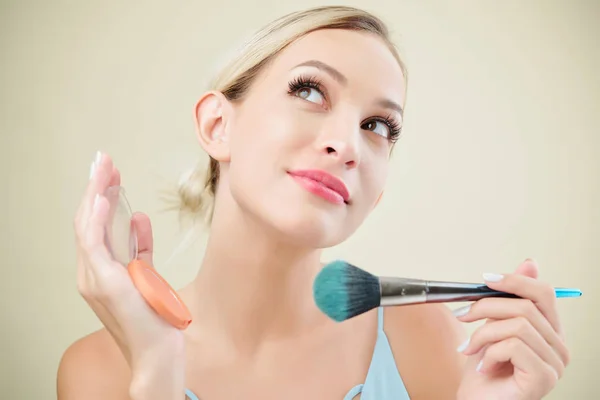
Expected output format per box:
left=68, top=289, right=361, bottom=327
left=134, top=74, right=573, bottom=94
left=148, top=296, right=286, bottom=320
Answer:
left=554, top=288, right=583, bottom=298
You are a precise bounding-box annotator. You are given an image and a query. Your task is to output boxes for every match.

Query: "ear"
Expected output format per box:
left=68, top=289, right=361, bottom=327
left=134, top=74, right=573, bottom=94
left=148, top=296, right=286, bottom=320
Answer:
left=193, top=91, right=231, bottom=162
left=373, top=191, right=384, bottom=209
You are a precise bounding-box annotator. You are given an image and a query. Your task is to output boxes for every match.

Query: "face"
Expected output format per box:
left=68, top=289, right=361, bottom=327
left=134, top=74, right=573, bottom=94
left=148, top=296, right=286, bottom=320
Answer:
left=203, top=29, right=406, bottom=248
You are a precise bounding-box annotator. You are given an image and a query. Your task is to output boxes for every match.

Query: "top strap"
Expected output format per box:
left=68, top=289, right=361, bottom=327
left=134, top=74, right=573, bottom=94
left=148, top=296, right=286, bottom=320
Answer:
left=343, top=384, right=364, bottom=399
left=185, top=389, right=199, bottom=400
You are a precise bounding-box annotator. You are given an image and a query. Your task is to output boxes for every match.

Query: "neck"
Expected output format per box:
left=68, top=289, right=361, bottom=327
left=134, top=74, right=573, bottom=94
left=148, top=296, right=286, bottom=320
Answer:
left=187, top=197, right=326, bottom=355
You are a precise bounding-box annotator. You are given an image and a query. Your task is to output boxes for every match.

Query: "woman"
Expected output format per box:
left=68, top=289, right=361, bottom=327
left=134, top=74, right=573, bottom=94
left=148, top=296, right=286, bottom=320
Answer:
left=58, top=6, right=570, bottom=400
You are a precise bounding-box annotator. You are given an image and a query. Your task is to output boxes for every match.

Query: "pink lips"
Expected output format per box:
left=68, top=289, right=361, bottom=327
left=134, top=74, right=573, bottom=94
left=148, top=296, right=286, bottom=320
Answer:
left=288, top=169, right=350, bottom=205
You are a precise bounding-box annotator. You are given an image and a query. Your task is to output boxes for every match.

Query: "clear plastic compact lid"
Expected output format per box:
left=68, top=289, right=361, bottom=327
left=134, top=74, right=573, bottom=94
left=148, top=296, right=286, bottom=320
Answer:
left=103, top=186, right=138, bottom=266
left=101, top=185, right=193, bottom=329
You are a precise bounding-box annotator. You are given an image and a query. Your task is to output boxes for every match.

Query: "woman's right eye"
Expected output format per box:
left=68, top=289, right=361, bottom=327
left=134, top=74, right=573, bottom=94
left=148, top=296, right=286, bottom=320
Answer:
left=288, top=76, right=327, bottom=107
left=294, top=87, right=325, bottom=106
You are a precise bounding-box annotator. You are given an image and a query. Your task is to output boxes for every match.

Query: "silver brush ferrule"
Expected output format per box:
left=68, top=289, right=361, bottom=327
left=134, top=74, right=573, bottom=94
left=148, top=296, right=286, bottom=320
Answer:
left=379, top=277, right=428, bottom=306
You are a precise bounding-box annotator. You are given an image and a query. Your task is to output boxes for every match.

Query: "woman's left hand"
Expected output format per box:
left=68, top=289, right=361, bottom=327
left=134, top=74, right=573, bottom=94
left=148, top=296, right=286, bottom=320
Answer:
left=455, top=259, right=571, bottom=400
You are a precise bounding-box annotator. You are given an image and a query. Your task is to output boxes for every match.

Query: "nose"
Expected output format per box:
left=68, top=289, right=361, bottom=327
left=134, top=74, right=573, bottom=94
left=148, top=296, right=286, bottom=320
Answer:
left=317, top=118, right=360, bottom=169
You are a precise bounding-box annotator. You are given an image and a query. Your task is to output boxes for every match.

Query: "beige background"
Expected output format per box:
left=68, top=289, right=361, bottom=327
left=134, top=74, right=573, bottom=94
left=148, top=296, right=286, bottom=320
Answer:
left=1, top=0, right=598, bottom=398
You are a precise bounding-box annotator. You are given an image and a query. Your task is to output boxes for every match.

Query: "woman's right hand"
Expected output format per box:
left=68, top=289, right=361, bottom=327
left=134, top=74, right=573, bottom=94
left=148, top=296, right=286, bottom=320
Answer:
left=74, top=152, right=186, bottom=400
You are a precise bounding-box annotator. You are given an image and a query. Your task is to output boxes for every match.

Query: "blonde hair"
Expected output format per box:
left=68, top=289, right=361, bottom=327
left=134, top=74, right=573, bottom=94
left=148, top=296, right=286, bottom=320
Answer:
left=178, top=6, right=408, bottom=224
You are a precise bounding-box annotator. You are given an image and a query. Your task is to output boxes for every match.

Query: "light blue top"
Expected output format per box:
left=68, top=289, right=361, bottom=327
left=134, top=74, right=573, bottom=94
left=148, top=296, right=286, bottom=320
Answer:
left=185, top=307, right=410, bottom=399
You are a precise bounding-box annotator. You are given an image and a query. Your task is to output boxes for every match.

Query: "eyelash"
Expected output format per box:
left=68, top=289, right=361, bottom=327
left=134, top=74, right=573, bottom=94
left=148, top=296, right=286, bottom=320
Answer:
left=367, top=115, right=402, bottom=143
left=287, top=75, right=402, bottom=142
left=287, top=75, right=325, bottom=98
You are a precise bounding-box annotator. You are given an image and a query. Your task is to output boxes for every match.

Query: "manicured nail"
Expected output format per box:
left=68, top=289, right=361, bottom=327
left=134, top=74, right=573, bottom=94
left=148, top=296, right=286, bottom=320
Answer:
left=89, top=161, right=96, bottom=180
left=456, top=337, right=470, bottom=352
left=452, top=305, right=471, bottom=317
left=476, top=360, right=484, bottom=372
left=483, top=273, right=504, bottom=282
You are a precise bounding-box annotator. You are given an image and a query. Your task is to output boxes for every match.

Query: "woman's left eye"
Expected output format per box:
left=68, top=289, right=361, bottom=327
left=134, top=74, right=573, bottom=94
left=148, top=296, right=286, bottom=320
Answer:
left=361, top=120, right=390, bottom=138
left=295, top=87, right=325, bottom=105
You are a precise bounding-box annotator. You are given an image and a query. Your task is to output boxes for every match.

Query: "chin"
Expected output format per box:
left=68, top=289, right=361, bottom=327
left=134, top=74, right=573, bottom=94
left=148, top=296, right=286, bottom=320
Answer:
left=257, top=201, right=354, bottom=249
left=229, top=181, right=360, bottom=249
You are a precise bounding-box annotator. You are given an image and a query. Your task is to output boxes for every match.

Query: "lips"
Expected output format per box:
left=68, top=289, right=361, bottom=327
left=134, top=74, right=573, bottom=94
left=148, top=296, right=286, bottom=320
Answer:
left=288, top=169, right=350, bottom=205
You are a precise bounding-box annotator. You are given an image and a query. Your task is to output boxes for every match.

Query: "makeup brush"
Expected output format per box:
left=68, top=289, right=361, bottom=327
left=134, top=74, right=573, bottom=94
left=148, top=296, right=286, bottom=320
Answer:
left=312, top=260, right=582, bottom=322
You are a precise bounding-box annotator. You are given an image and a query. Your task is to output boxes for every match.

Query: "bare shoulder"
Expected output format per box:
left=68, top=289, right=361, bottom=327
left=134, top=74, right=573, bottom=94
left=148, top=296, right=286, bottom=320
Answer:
left=384, top=303, right=467, bottom=399
left=57, top=328, right=131, bottom=400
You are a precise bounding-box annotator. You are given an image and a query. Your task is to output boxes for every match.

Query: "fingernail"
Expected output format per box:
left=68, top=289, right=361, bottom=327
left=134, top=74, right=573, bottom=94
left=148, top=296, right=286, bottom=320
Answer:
left=483, top=273, right=504, bottom=282
left=476, top=360, right=484, bottom=372
left=456, top=337, right=470, bottom=352
left=95, top=151, right=102, bottom=165
left=93, top=194, right=100, bottom=210
left=452, top=304, right=471, bottom=317
left=89, top=161, right=96, bottom=180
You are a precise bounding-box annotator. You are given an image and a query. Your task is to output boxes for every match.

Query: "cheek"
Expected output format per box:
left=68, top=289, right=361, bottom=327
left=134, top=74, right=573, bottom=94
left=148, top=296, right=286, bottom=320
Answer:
left=360, top=158, right=388, bottom=204
left=228, top=98, right=315, bottom=165
left=225, top=101, right=301, bottom=195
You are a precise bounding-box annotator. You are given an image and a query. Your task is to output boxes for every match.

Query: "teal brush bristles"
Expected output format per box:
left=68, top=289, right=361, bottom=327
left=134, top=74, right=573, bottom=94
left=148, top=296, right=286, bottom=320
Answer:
left=313, top=260, right=381, bottom=322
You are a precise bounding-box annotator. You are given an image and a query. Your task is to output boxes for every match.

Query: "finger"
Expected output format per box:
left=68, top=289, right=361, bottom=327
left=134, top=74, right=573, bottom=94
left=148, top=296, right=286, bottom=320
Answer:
left=84, top=194, right=112, bottom=260
left=514, top=258, right=538, bottom=279
left=75, top=152, right=102, bottom=223
left=478, top=338, right=557, bottom=396
left=481, top=263, right=563, bottom=337
left=457, top=298, right=570, bottom=366
left=132, top=212, right=154, bottom=267
left=109, top=165, right=121, bottom=187
left=98, top=165, right=121, bottom=226
left=79, top=153, right=115, bottom=233
left=459, top=317, right=565, bottom=378
left=85, top=194, right=126, bottom=278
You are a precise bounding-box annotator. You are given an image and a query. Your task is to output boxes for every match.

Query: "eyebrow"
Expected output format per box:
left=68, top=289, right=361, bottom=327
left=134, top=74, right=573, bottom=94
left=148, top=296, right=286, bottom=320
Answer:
left=293, top=60, right=348, bottom=85
left=377, top=98, right=404, bottom=118
left=292, top=59, right=404, bottom=117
